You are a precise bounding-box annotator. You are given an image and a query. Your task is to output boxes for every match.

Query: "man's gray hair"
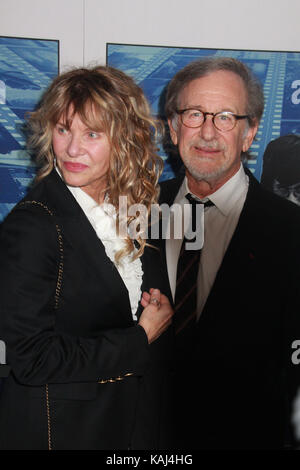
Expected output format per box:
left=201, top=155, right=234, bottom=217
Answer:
left=165, top=57, right=264, bottom=128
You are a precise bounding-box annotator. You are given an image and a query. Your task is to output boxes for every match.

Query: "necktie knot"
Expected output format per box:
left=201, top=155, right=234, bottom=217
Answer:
left=185, top=193, right=214, bottom=208
left=185, top=193, right=213, bottom=234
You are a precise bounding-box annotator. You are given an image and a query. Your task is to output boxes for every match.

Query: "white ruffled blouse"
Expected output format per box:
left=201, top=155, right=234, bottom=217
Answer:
left=66, top=185, right=143, bottom=321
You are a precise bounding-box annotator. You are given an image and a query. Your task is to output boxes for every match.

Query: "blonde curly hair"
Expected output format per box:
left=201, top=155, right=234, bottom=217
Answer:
left=27, top=65, right=163, bottom=261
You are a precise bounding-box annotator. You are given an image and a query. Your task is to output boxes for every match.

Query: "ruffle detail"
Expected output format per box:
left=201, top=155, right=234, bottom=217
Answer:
left=88, top=202, right=143, bottom=320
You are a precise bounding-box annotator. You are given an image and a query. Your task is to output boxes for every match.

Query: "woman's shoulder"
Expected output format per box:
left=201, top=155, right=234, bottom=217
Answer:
left=1, top=174, right=59, bottom=240
left=3, top=171, right=61, bottom=224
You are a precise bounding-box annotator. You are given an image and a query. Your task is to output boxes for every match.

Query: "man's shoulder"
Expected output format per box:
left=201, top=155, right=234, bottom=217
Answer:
left=158, top=175, right=185, bottom=205
left=247, top=172, right=300, bottom=224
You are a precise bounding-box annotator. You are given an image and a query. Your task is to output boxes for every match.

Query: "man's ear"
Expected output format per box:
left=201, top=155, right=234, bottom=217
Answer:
left=168, top=118, right=178, bottom=146
left=242, top=121, right=259, bottom=153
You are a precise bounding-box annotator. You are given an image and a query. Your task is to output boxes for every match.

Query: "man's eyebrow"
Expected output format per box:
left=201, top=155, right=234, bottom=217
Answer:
left=181, top=105, right=237, bottom=113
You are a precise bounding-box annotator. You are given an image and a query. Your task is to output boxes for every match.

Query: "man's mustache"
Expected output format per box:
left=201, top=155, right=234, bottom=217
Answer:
left=191, top=139, right=225, bottom=151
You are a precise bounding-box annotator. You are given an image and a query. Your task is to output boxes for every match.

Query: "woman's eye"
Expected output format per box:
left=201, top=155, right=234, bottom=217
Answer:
left=57, top=126, right=68, bottom=134
left=88, top=132, right=98, bottom=138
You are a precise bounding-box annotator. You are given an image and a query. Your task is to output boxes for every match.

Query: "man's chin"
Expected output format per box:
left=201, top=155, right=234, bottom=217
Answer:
left=186, top=164, right=225, bottom=182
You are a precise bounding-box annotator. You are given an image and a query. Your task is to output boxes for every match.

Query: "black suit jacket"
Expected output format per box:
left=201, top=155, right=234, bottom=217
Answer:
left=159, top=169, right=300, bottom=449
left=0, top=170, right=173, bottom=450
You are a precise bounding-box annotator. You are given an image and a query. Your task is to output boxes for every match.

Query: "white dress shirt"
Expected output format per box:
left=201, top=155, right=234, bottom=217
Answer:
left=165, top=164, right=249, bottom=318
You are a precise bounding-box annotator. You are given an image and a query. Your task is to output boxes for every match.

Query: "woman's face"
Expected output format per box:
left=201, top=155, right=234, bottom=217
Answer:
left=52, top=112, right=111, bottom=203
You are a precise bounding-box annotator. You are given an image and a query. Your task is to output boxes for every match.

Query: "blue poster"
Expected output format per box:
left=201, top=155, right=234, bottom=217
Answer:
left=0, top=36, right=59, bottom=222
left=107, top=44, right=300, bottom=183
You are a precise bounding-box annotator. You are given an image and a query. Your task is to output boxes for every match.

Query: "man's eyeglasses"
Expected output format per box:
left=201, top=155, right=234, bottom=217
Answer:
left=176, top=109, right=249, bottom=132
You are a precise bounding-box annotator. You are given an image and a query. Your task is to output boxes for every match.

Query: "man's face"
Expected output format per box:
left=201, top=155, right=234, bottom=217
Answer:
left=168, top=70, right=258, bottom=190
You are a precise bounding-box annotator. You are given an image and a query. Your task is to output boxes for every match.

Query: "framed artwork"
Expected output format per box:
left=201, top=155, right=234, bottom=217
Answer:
left=107, top=44, right=300, bottom=194
left=0, top=36, right=59, bottom=222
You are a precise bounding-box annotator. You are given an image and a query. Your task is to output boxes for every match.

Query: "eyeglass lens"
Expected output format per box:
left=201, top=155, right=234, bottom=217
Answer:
left=181, top=110, right=236, bottom=131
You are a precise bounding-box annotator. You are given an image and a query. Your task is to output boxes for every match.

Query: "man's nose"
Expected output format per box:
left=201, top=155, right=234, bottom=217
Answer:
left=198, top=115, right=218, bottom=140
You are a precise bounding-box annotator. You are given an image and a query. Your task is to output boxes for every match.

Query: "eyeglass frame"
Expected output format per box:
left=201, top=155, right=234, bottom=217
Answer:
left=175, top=108, right=250, bottom=132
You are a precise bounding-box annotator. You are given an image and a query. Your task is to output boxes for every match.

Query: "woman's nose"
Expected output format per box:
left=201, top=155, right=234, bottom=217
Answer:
left=67, top=134, right=84, bottom=157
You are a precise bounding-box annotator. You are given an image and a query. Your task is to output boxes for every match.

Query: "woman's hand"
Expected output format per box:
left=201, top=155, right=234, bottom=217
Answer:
left=138, top=288, right=174, bottom=344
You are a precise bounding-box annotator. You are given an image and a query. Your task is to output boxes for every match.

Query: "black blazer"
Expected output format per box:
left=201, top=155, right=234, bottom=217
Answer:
left=159, top=169, right=300, bottom=449
left=0, top=170, right=173, bottom=450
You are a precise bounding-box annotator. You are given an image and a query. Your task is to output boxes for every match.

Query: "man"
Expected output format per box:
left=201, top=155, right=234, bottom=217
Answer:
left=159, top=57, right=300, bottom=449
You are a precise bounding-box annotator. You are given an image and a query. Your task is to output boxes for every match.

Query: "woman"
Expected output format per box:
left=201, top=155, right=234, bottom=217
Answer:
left=0, top=66, right=174, bottom=450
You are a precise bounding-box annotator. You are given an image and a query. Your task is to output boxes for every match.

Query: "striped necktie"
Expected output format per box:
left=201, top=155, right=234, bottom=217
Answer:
left=174, top=194, right=213, bottom=343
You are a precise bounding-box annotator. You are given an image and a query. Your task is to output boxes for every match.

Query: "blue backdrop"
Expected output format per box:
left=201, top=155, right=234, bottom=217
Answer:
left=0, top=36, right=59, bottom=222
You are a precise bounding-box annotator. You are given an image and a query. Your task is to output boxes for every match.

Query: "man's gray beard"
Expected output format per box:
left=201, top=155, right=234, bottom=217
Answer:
left=183, top=156, right=230, bottom=183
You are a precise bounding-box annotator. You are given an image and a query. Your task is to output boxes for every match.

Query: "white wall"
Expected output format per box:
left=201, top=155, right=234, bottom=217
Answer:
left=1, top=0, right=300, bottom=69
left=85, top=0, right=300, bottom=66
left=0, top=0, right=85, bottom=69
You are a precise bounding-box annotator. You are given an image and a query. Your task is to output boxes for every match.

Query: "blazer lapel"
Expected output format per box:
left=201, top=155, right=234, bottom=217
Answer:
left=44, top=171, right=133, bottom=323
left=199, top=170, right=263, bottom=319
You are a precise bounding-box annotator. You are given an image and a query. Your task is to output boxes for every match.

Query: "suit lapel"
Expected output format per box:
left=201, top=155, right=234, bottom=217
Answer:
left=43, top=171, right=132, bottom=323
left=217, top=170, right=264, bottom=269
left=199, top=170, right=264, bottom=319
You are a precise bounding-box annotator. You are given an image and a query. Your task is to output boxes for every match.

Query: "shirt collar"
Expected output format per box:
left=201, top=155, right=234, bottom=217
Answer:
left=179, top=164, right=249, bottom=216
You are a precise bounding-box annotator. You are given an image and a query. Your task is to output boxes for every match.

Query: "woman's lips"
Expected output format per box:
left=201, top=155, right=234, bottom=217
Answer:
left=63, top=162, right=88, bottom=172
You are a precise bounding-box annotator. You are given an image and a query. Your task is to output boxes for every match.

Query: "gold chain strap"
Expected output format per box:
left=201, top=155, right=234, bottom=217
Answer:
left=19, top=201, right=64, bottom=312
left=45, top=384, right=52, bottom=451
left=19, top=201, right=64, bottom=451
